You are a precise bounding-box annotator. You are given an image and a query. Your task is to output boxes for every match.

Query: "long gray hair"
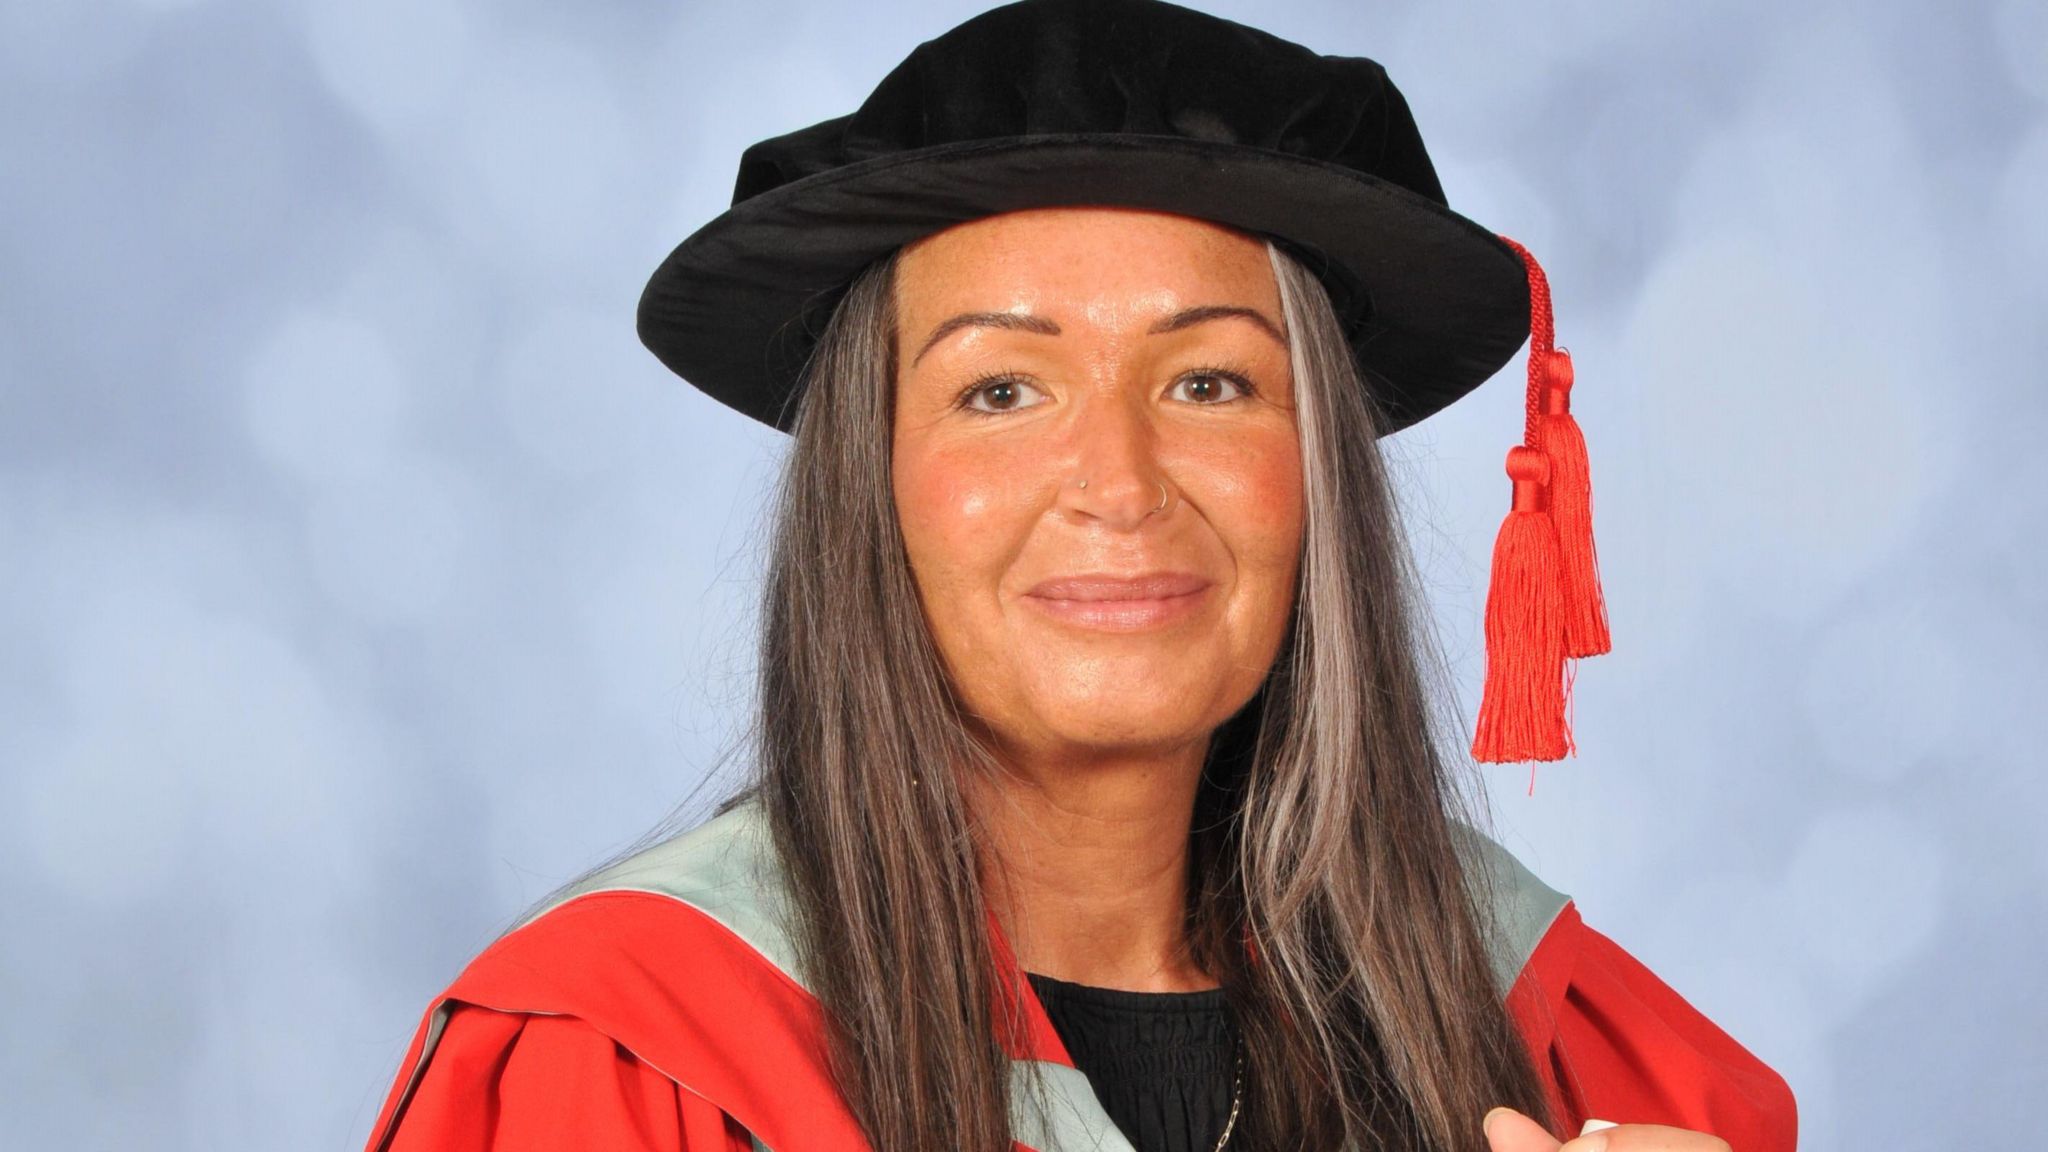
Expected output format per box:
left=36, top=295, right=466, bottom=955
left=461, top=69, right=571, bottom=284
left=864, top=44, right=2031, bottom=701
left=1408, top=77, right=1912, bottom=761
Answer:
left=717, top=228, right=1558, bottom=1151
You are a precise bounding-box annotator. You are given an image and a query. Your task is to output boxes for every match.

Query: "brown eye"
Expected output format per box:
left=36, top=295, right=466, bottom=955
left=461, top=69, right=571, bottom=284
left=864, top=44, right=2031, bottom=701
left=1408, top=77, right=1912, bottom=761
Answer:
left=1171, top=368, right=1254, bottom=404
left=957, top=374, right=1047, bottom=415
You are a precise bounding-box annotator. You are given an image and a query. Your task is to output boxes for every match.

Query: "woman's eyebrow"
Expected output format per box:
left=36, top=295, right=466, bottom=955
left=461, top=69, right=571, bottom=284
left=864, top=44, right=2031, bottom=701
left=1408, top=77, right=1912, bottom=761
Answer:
left=910, top=304, right=1285, bottom=367
left=1148, top=304, right=1286, bottom=347
left=912, top=311, right=1059, bottom=367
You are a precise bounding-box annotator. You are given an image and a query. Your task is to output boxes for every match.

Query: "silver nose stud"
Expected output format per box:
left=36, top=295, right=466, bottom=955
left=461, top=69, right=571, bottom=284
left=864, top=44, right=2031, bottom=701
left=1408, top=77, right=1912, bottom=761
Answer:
left=1074, top=478, right=1170, bottom=511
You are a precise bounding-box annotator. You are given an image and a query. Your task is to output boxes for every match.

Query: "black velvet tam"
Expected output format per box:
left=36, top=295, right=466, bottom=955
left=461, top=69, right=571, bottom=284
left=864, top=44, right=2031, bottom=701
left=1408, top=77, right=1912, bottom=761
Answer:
left=637, top=0, right=1530, bottom=437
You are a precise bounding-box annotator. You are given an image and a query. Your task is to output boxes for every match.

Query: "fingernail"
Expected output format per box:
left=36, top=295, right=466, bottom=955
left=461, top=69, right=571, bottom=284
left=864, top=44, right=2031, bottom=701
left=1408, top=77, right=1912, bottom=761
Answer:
left=1580, top=1119, right=1619, bottom=1134
left=1484, top=1107, right=1511, bottom=1137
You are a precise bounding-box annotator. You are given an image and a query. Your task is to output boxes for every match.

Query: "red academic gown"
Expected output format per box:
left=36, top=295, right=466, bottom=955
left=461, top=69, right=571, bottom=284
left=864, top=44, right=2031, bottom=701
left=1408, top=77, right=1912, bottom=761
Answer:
left=362, top=800, right=1797, bottom=1152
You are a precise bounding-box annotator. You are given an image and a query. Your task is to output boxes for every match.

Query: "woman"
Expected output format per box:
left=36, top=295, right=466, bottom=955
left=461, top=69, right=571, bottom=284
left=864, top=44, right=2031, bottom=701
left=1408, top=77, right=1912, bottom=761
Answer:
left=364, top=2, right=1796, bottom=1150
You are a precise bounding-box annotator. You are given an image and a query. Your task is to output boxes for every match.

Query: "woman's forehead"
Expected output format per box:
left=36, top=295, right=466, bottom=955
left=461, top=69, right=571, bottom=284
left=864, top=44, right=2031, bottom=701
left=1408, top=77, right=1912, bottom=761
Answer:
left=895, top=207, right=1280, bottom=334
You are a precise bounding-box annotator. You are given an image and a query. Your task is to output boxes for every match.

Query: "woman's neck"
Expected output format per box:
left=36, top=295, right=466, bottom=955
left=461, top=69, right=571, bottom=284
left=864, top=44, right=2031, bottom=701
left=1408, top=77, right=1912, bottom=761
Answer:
left=967, top=741, right=1218, bottom=993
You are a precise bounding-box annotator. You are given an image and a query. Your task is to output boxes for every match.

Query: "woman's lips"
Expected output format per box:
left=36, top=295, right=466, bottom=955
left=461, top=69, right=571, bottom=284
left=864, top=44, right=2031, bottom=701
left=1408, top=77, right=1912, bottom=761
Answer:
left=1024, top=572, right=1211, bottom=600
left=1021, top=580, right=1213, bottom=631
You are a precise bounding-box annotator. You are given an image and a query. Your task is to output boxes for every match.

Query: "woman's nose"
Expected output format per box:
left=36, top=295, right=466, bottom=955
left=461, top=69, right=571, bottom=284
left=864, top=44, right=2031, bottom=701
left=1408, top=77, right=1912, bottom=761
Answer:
left=1056, top=393, right=1171, bottom=527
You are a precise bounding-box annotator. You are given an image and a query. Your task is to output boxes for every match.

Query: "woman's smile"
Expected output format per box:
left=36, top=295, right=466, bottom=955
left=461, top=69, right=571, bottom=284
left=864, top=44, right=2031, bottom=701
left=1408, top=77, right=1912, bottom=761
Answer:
left=1021, top=581, right=1214, bottom=632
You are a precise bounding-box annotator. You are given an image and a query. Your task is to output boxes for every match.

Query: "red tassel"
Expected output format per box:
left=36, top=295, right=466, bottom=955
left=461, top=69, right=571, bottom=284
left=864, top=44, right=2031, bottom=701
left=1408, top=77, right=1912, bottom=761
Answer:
left=1472, top=236, right=1606, bottom=775
left=1532, top=348, right=1611, bottom=658
left=1470, top=445, right=1573, bottom=765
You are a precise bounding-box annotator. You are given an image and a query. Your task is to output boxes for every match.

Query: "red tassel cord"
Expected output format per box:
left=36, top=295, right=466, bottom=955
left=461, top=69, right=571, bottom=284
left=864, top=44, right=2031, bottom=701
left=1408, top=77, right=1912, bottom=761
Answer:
left=1502, top=237, right=1609, bottom=658
left=1470, top=238, right=1608, bottom=771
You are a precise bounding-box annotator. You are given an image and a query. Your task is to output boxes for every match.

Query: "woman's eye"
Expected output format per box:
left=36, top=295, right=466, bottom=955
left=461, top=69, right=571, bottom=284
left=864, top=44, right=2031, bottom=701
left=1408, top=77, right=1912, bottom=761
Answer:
left=1171, top=370, right=1251, bottom=404
left=958, top=376, right=1047, bottom=414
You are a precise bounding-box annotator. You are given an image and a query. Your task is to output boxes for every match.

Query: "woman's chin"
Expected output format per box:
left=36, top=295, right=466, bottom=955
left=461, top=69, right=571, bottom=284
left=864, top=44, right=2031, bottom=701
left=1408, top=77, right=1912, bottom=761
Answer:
left=1019, top=692, right=1220, bottom=752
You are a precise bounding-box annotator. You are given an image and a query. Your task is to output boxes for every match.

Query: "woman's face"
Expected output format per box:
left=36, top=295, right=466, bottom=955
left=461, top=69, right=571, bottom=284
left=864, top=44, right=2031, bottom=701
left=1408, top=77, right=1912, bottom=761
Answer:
left=892, top=206, right=1304, bottom=769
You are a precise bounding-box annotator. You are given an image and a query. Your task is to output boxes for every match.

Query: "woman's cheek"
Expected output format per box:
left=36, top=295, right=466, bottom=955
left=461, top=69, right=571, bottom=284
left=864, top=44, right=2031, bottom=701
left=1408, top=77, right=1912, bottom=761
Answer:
left=911, top=449, right=1006, bottom=544
left=895, top=444, right=1015, bottom=599
left=1238, top=446, right=1306, bottom=635
left=1212, top=434, right=1303, bottom=551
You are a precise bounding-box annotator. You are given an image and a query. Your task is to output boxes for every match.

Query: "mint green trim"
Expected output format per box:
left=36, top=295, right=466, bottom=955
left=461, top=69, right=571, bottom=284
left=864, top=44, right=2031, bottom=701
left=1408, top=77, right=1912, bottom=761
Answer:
left=512, top=796, right=805, bottom=983
left=1010, top=1059, right=1138, bottom=1152
left=368, top=1001, right=457, bottom=1152
left=1447, top=818, right=1572, bottom=994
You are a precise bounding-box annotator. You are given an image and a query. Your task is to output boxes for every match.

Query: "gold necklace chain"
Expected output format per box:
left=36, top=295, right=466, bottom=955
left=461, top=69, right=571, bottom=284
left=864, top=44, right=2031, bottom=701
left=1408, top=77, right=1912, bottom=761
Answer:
left=1211, top=1038, right=1245, bottom=1151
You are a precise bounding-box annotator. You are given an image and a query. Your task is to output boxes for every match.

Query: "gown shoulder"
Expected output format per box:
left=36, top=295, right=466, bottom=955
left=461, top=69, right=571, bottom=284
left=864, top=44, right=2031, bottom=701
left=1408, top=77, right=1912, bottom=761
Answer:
left=374, top=1001, right=757, bottom=1152
left=1453, top=820, right=1799, bottom=1151
left=362, top=797, right=830, bottom=1152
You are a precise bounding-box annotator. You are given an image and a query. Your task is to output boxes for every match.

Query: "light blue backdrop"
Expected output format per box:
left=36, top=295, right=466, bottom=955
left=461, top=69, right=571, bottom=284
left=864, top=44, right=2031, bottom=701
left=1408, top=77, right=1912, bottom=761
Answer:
left=2, top=0, right=2041, bottom=1148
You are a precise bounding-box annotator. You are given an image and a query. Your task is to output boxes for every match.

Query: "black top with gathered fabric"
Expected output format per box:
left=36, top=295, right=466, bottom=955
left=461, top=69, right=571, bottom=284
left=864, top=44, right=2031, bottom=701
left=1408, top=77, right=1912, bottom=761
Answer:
left=1024, top=970, right=1240, bottom=1152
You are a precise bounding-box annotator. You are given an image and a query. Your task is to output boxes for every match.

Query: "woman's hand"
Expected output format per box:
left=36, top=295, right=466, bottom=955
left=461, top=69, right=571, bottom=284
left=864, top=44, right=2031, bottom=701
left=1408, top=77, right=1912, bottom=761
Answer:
left=1483, top=1106, right=1733, bottom=1152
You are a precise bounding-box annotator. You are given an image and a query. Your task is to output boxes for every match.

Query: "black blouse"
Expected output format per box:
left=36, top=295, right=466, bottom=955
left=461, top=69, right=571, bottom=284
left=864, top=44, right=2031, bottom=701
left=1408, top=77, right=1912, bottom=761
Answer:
left=1024, top=971, right=1240, bottom=1152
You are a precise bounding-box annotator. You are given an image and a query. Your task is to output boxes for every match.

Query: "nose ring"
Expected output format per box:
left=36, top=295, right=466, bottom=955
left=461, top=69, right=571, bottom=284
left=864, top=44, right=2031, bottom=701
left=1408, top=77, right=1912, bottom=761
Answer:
left=1074, top=478, right=1171, bottom=512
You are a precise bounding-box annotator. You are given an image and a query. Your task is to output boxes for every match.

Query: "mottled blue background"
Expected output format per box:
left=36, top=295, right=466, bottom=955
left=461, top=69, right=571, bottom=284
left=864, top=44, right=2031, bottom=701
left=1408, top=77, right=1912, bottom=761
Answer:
left=2, top=0, right=2042, bottom=1148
